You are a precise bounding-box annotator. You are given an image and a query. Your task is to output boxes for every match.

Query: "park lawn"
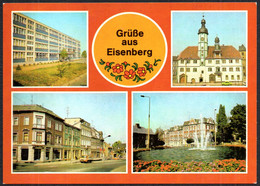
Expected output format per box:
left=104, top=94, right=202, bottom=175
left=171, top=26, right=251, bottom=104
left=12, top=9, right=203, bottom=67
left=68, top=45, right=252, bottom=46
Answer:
left=13, top=62, right=87, bottom=86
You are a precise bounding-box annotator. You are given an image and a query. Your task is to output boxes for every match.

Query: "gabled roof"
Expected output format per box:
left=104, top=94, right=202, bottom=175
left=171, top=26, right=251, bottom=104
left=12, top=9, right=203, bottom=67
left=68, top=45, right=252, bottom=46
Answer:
left=133, top=123, right=155, bottom=135
left=178, top=46, right=241, bottom=60
left=13, top=104, right=64, bottom=121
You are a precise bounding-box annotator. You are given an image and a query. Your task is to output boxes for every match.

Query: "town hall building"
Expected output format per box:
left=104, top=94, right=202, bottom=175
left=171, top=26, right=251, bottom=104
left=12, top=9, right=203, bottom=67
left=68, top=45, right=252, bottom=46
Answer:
left=174, top=16, right=244, bottom=85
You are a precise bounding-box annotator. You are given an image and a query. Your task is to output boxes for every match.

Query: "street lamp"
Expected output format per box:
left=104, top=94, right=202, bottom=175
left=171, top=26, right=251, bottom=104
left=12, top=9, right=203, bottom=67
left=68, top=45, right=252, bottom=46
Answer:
left=214, top=108, right=217, bottom=147
left=140, top=95, right=151, bottom=149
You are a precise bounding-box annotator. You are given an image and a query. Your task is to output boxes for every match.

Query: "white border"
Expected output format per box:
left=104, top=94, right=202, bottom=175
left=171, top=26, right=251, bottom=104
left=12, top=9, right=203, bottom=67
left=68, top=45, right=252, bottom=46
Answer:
left=11, top=11, right=89, bottom=88
left=170, top=11, right=248, bottom=88
left=131, top=91, right=248, bottom=174
left=92, top=12, right=168, bottom=88
left=11, top=91, right=128, bottom=174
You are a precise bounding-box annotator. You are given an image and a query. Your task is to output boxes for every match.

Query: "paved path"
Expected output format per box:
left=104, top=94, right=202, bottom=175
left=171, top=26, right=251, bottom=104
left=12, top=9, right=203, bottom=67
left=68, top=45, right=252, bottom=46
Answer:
left=13, top=159, right=126, bottom=173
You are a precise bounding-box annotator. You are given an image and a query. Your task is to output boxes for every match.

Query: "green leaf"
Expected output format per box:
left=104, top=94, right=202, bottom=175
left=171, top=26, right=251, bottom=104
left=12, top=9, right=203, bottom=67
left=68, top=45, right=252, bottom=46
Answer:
left=154, top=59, right=161, bottom=66
left=106, top=67, right=111, bottom=72
left=115, top=76, right=118, bottom=81
left=118, top=75, right=122, bottom=81
left=99, top=59, right=105, bottom=65
left=110, top=73, right=115, bottom=77
left=109, top=62, right=115, bottom=66
left=132, top=62, right=138, bottom=71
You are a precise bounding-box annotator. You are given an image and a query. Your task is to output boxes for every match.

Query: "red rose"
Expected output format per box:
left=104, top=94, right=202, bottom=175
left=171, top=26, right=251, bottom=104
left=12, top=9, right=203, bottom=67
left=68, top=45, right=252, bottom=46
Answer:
left=106, top=62, right=110, bottom=66
left=149, top=64, right=153, bottom=69
left=124, top=69, right=136, bottom=79
left=123, top=61, right=128, bottom=65
left=112, top=64, right=123, bottom=74
left=137, top=67, right=147, bottom=77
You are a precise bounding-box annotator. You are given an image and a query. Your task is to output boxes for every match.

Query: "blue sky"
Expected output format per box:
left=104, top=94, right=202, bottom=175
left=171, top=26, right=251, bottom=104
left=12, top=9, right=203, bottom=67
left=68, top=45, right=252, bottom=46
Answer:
left=13, top=92, right=126, bottom=144
left=22, top=12, right=87, bottom=52
left=172, top=11, right=247, bottom=56
left=133, top=92, right=246, bottom=131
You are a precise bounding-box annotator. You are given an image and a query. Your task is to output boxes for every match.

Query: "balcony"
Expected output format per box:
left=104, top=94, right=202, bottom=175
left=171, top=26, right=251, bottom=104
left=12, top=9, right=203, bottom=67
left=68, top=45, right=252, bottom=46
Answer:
left=13, top=20, right=26, bottom=28
left=33, top=123, right=45, bottom=129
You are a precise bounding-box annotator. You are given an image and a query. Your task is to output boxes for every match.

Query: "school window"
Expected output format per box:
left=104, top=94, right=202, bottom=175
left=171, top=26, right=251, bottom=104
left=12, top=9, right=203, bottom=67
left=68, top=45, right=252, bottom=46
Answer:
left=186, top=68, right=190, bottom=72
left=36, top=132, right=42, bottom=142
left=47, top=134, right=51, bottom=143
left=236, top=67, right=240, bottom=72
left=236, top=59, right=239, bottom=63
left=222, top=68, right=226, bottom=72
left=180, top=60, right=184, bottom=64
left=225, top=75, right=228, bottom=80
left=208, top=60, right=212, bottom=64
left=13, top=117, right=18, bottom=125
left=193, top=68, right=197, bottom=72
left=180, top=68, right=184, bottom=72
left=13, top=52, right=25, bottom=59
left=208, top=68, right=212, bottom=72
left=229, top=67, right=233, bottom=72
left=193, top=60, right=197, bottom=64
left=222, top=59, right=226, bottom=64
left=230, top=59, right=233, bottom=63
left=13, top=133, right=18, bottom=142
left=24, top=117, right=29, bottom=125
left=216, top=60, right=220, bottom=64
left=23, top=132, right=29, bottom=142
left=237, top=75, right=240, bottom=80
left=231, top=75, right=234, bottom=80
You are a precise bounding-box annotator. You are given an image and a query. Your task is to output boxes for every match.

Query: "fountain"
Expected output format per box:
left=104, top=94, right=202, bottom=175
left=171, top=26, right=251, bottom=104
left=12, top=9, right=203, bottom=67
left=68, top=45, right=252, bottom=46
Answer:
left=190, top=114, right=215, bottom=150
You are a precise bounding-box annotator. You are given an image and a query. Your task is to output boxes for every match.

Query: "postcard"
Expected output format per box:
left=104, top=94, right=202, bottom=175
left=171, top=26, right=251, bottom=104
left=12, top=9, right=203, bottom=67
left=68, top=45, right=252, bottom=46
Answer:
left=2, top=2, right=257, bottom=184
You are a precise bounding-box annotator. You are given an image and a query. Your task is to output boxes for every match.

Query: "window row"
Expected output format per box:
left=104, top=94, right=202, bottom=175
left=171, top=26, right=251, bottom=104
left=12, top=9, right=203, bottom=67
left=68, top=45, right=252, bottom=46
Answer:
left=36, top=33, right=48, bottom=40
left=13, top=14, right=26, bottom=24
left=35, top=42, right=48, bottom=49
left=36, top=23, right=48, bottom=32
left=13, top=39, right=25, bottom=47
left=180, top=67, right=241, bottom=72
left=13, top=52, right=25, bottom=59
left=180, top=59, right=240, bottom=64
left=13, top=26, right=26, bottom=35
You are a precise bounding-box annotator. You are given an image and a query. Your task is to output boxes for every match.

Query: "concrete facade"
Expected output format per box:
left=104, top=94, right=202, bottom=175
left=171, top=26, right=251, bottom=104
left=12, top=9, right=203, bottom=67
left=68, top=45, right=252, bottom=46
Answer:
left=13, top=13, right=81, bottom=64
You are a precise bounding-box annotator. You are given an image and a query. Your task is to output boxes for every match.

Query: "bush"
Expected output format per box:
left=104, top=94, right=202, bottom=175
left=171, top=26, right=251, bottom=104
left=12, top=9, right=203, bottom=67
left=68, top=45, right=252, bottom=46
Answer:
left=23, top=64, right=26, bottom=67
left=16, top=65, right=22, bottom=70
left=186, top=138, right=194, bottom=144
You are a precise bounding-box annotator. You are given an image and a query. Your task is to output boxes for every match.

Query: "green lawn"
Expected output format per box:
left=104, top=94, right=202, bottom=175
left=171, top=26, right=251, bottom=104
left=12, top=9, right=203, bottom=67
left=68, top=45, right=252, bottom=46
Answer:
left=13, top=62, right=87, bottom=86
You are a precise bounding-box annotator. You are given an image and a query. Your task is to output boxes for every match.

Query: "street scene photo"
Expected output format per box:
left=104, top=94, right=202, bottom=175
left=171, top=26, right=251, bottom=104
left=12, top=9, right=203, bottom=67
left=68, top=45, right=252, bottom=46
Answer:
left=172, top=12, right=246, bottom=86
left=12, top=92, right=127, bottom=172
left=13, top=12, right=88, bottom=86
left=133, top=92, right=246, bottom=172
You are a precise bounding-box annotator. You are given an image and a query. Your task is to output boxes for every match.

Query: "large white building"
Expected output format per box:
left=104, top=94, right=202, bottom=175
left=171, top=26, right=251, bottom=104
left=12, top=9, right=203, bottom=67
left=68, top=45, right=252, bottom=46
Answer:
left=175, top=16, right=243, bottom=85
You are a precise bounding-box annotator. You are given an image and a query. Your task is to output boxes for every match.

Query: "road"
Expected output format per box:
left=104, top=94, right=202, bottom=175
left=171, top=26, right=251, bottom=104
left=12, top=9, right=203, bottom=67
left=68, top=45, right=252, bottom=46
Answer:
left=13, top=159, right=126, bottom=172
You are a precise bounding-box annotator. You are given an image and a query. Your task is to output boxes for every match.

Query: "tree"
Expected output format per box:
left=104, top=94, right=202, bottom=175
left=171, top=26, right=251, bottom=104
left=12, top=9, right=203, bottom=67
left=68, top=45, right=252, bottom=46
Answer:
left=81, top=50, right=87, bottom=58
left=57, top=62, right=68, bottom=77
left=229, top=104, right=246, bottom=142
left=112, top=141, right=125, bottom=156
left=216, top=104, right=228, bottom=143
left=186, top=138, right=194, bottom=144
left=154, top=127, right=165, bottom=146
left=60, top=49, right=68, bottom=61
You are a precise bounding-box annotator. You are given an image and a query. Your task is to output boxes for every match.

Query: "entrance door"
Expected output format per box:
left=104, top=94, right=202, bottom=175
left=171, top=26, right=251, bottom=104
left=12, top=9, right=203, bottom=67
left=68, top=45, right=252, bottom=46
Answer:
left=199, top=77, right=203, bottom=83
left=179, top=74, right=187, bottom=83
left=209, top=74, right=216, bottom=83
left=21, top=149, right=28, bottom=160
left=34, top=149, right=41, bottom=160
left=191, top=78, right=195, bottom=84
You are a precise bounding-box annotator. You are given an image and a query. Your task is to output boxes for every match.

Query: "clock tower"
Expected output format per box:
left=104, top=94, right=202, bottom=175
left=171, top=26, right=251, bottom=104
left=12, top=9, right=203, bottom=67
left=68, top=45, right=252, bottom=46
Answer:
left=198, top=15, right=208, bottom=65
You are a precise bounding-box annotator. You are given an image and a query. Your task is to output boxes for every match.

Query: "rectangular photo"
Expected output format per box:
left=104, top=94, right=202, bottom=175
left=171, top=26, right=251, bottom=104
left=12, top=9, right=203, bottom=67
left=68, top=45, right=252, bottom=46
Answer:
left=171, top=11, right=247, bottom=87
left=12, top=11, right=88, bottom=87
left=132, top=92, right=247, bottom=172
left=12, top=92, right=127, bottom=173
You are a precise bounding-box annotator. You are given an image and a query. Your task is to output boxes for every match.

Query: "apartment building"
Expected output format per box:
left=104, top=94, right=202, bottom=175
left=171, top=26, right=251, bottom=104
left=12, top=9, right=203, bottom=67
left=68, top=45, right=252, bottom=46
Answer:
left=13, top=105, right=105, bottom=163
left=164, top=117, right=216, bottom=147
left=13, top=13, right=81, bottom=64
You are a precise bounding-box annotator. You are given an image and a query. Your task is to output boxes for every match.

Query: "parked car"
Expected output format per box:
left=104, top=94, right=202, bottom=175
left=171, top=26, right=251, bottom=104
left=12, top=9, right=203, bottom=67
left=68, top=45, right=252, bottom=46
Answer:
left=222, top=81, right=232, bottom=86
left=80, top=155, right=91, bottom=163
